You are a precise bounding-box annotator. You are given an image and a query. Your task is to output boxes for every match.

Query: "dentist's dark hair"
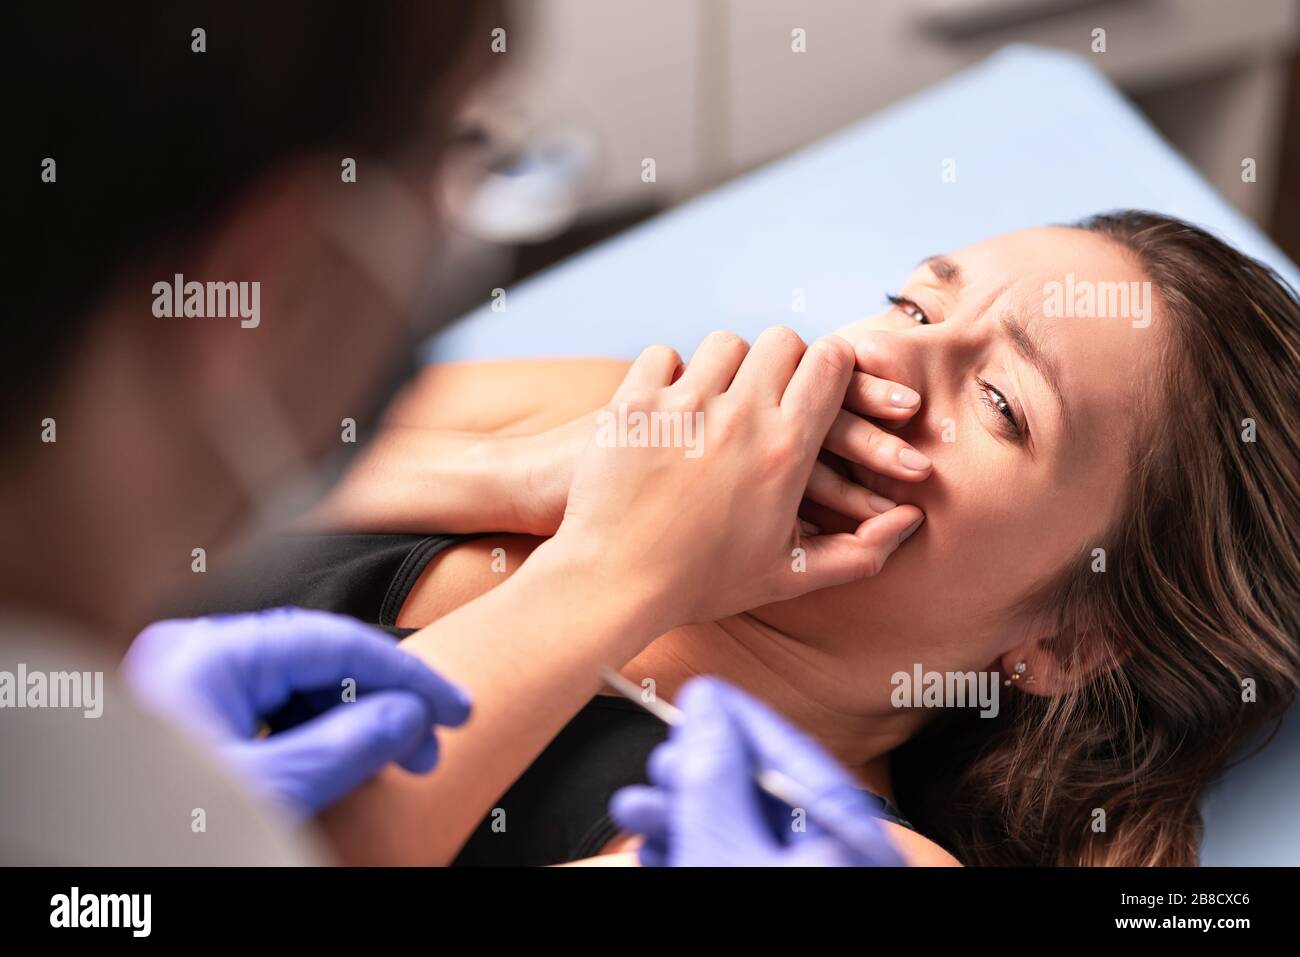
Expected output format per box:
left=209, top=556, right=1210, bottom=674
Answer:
left=895, top=210, right=1300, bottom=865
left=4, top=0, right=501, bottom=443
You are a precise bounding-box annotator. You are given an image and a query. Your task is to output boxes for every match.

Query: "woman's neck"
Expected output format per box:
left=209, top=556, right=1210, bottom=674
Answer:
left=618, top=612, right=924, bottom=804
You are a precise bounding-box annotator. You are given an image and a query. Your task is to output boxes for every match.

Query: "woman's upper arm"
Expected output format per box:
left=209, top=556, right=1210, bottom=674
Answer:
left=384, top=358, right=633, bottom=433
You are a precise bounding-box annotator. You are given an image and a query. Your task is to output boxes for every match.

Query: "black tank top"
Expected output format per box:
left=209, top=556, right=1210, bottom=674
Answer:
left=169, top=532, right=914, bottom=864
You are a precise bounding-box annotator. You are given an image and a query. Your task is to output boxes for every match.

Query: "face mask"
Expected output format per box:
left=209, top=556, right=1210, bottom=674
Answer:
left=195, top=161, right=449, bottom=538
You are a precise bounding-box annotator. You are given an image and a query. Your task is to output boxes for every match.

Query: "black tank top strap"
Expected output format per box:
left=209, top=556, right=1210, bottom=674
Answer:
left=165, top=532, right=480, bottom=636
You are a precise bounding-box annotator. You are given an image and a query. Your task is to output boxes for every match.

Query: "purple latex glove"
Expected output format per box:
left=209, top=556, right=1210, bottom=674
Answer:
left=610, top=678, right=906, bottom=866
left=122, top=607, right=471, bottom=820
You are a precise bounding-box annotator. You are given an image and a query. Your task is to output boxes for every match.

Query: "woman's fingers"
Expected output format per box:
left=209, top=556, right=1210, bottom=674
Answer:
left=556, top=325, right=927, bottom=628
left=614, top=344, right=683, bottom=401
left=675, top=331, right=749, bottom=395
left=843, top=371, right=921, bottom=421
left=778, top=336, right=857, bottom=447
left=789, top=505, right=925, bottom=594
left=824, top=409, right=932, bottom=481
left=728, top=325, right=808, bottom=403
left=805, top=460, right=897, bottom=521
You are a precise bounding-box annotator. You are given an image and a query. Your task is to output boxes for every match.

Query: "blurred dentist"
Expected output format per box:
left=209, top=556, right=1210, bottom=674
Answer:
left=3, top=2, right=918, bottom=865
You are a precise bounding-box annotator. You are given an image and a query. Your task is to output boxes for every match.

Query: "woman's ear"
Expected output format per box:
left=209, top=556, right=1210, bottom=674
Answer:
left=999, top=631, right=1128, bottom=697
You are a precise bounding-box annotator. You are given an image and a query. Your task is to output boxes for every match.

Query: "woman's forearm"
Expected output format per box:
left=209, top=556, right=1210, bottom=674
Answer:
left=316, top=537, right=667, bottom=865
left=307, top=427, right=538, bottom=535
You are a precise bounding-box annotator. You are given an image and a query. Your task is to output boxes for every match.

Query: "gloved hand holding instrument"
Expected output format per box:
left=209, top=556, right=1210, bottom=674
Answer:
left=609, top=676, right=907, bottom=867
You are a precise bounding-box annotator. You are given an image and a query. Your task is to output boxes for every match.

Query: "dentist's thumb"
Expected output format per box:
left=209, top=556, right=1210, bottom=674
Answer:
left=668, top=679, right=781, bottom=862
left=227, top=689, right=440, bottom=819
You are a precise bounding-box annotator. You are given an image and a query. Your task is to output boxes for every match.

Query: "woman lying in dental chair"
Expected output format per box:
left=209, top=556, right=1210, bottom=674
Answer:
left=186, top=210, right=1300, bottom=866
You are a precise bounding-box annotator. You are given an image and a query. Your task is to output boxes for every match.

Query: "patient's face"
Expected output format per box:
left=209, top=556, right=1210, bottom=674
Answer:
left=760, top=226, right=1165, bottom=702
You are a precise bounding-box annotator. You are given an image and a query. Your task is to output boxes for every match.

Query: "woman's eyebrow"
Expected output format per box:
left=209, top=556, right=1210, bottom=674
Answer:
left=921, top=255, right=962, bottom=286
left=918, top=256, right=1071, bottom=435
left=1001, top=312, right=1073, bottom=436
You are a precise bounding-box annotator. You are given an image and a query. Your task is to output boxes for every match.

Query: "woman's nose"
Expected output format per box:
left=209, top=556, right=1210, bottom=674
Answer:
left=850, top=326, right=969, bottom=442
left=851, top=329, right=913, bottom=385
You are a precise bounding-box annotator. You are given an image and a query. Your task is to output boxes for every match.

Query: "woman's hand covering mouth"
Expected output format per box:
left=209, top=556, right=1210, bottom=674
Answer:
left=798, top=346, right=932, bottom=527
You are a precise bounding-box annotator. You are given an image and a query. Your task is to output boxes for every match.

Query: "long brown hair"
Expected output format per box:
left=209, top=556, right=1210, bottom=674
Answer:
left=894, top=210, right=1300, bottom=865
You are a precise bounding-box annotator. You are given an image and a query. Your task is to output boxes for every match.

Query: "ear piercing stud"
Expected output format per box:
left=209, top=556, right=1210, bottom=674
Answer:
left=1004, top=661, right=1034, bottom=687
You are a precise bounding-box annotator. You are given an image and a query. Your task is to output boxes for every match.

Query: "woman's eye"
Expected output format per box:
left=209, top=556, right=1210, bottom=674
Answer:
left=976, top=377, right=1024, bottom=441
left=886, top=293, right=930, bottom=325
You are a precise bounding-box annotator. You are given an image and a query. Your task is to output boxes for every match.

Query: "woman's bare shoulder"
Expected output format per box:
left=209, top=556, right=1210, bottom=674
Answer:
left=886, top=822, right=963, bottom=866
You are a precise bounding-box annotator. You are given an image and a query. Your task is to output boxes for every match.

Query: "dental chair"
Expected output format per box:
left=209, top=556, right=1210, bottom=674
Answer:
left=423, top=44, right=1300, bottom=865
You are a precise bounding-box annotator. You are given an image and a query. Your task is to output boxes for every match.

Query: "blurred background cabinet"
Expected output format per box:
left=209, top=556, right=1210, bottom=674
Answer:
left=467, top=0, right=1300, bottom=277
